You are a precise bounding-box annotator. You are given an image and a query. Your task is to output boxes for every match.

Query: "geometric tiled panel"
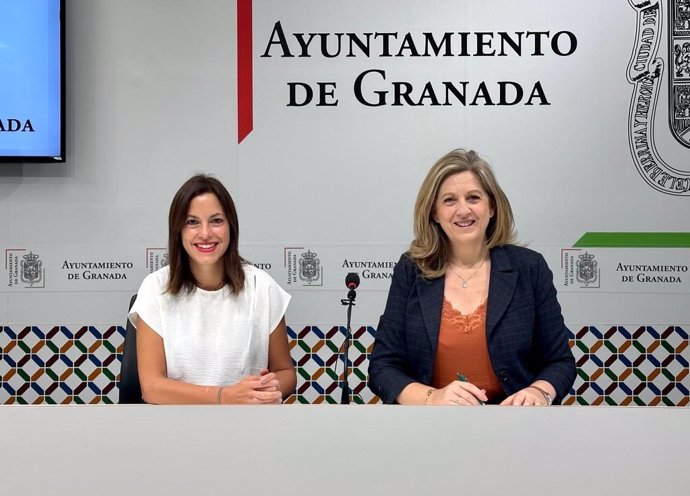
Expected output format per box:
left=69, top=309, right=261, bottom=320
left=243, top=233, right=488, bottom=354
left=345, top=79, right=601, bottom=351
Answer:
left=564, top=326, right=689, bottom=406
left=0, top=326, right=122, bottom=404
left=1, top=324, right=688, bottom=406
left=285, top=325, right=378, bottom=404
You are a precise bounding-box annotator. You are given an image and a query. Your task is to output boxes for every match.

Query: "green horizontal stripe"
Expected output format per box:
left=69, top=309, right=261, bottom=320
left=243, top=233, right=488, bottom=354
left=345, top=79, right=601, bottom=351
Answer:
left=573, top=232, right=690, bottom=248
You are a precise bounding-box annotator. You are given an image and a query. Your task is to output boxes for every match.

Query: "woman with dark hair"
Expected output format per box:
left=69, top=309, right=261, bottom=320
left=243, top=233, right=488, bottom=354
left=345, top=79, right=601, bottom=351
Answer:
left=129, top=174, right=295, bottom=404
left=368, top=149, right=575, bottom=406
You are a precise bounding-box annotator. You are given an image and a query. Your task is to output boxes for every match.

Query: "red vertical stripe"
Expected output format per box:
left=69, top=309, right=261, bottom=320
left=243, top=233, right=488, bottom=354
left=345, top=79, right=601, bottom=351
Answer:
left=237, top=0, right=253, bottom=143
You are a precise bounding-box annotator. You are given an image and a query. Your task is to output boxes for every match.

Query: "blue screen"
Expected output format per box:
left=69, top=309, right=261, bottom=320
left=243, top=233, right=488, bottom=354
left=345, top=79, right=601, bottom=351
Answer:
left=0, top=0, right=63, bottom=161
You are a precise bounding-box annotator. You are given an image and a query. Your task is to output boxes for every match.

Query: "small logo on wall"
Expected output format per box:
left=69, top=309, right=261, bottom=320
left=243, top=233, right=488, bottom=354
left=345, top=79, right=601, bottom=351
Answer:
left=284, top=247, right=323, bottom=287
left=5, top=249, right=46, bottom=289
left=299, top=250, right=321, bottom=284
left=20, top=252, right=43, bottom=286
left=575, top=252, right=599, bottom=287
left=146, top=248, right=168, bottom=274
left=561, top=249, right=600, bottom=289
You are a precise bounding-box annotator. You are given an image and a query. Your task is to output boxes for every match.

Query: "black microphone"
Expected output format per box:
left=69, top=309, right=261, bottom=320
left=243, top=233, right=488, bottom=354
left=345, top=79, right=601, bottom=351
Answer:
left=345, top=272, right=360, bottom=301
left=345, top=272, right=360, bottom=289
left=340, top=273, right=360, bottom=404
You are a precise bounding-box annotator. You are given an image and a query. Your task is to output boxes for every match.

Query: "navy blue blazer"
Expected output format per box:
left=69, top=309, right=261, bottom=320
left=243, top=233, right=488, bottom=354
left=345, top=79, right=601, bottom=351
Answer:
left=368, top=245, right=575, bottom=404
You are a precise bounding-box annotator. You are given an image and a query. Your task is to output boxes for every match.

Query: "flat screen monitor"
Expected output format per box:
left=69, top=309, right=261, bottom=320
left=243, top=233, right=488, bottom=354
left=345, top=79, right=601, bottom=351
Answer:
left=0, top=0, right=65, bottom=163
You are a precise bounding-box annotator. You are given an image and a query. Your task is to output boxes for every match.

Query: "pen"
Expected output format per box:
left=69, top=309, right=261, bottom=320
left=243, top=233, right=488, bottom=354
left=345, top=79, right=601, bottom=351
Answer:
left=456, top=372, right=486, bottom=405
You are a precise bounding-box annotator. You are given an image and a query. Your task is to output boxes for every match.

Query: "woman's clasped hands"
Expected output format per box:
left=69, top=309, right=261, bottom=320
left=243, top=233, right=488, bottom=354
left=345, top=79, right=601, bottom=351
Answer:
left=219, top=368, right=283, bottom=404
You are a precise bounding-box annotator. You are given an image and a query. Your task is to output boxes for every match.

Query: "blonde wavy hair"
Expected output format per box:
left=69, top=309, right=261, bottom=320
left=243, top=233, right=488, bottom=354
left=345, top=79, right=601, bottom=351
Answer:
left=409, top=149, right=517, bottom=278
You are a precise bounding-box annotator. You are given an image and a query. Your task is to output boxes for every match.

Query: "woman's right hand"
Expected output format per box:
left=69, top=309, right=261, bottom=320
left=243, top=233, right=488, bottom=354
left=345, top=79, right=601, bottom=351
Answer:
left=427, top=380, right=488, bottom=406
left=221, top=370, right=283, bottom=404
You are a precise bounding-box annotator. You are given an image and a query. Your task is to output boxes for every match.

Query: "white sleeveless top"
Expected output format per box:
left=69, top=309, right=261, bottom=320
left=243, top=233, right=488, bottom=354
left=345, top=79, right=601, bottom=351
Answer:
left=129, top=265, right=290, bottom=386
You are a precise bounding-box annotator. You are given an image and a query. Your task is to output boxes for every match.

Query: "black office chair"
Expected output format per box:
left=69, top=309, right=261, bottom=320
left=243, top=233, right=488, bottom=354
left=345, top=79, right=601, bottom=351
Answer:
left=118, top=294, right=145, bottom=403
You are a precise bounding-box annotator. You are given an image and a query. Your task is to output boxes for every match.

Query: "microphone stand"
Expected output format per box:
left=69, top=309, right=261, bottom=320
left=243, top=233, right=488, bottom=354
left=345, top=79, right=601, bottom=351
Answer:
left=340, top=287, right=356, bottom=404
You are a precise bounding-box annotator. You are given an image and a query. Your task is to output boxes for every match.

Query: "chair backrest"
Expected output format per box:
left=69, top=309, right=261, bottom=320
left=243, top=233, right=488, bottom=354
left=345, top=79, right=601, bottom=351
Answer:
left=118, top=294, right=144, bottom=404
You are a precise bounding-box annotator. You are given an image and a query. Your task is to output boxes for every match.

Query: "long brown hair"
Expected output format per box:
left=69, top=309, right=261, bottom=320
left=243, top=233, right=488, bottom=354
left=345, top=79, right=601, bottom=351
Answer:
left=166, top=174, right=246, bottom=295
left=409, top=149, right=517, bottom=278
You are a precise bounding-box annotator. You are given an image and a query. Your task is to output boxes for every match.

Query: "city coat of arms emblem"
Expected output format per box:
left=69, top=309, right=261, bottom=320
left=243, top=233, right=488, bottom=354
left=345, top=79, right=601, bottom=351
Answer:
left=669, top=0, right=690, bottom=147
left=20, top=252, right=43, bottom=286
left=298, top=250, right=321, bottom=284
left=575, top=252, right=598, bottom=287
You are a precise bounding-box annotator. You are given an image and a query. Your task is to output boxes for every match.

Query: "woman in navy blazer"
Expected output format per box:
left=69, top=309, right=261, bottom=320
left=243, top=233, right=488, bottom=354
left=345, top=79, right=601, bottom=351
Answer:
left=369, top=150, right=575, bottom=406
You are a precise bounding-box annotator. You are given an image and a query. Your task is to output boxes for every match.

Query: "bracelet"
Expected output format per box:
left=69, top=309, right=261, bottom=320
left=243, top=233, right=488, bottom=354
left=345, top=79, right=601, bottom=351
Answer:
left=424, top=388, right=436, bottom=405
left=216, top=386, right=225, bottom=404
left=528, top=385, right=553, bottom=406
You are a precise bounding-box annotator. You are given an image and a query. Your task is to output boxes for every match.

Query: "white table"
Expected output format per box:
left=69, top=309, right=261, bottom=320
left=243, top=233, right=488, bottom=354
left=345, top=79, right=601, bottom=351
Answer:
left=1, top=405, right=688, bottom=495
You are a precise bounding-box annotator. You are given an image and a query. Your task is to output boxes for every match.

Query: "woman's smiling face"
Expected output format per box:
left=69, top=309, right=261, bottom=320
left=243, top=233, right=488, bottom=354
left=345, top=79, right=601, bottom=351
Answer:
left=433, top=171, right=494, bottom=249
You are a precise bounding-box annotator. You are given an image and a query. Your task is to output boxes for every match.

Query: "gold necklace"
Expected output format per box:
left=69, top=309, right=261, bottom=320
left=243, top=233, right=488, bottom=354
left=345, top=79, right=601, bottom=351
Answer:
left=451, top=258, right=486, bottom=289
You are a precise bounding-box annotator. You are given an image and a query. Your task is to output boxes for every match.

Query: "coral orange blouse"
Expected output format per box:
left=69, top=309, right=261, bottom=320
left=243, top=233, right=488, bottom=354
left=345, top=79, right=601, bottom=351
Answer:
left=432, top=297, right=503, bottom=401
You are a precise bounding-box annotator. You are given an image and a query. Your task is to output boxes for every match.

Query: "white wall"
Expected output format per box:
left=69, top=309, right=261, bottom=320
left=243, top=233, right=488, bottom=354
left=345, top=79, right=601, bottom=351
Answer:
left=1, top=0, right=688, bottom=333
